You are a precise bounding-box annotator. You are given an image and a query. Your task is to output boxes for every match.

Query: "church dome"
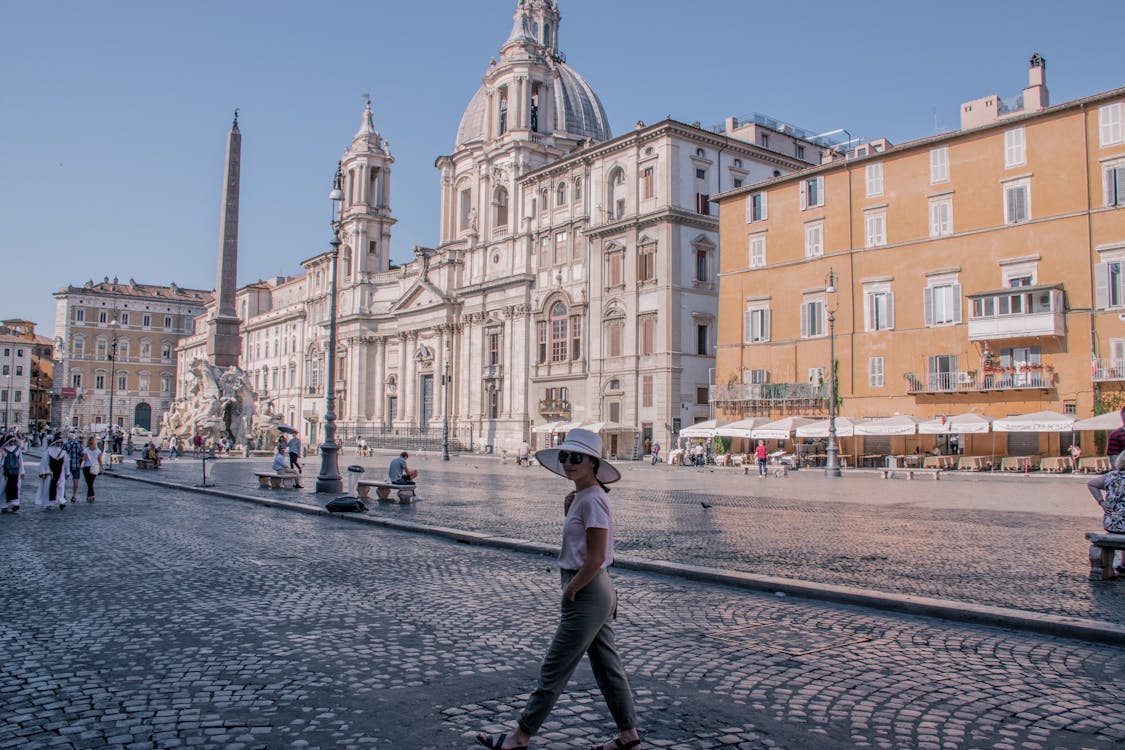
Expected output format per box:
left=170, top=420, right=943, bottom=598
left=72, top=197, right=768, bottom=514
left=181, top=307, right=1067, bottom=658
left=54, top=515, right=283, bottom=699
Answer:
left=455, top=61, right=611, bottom=149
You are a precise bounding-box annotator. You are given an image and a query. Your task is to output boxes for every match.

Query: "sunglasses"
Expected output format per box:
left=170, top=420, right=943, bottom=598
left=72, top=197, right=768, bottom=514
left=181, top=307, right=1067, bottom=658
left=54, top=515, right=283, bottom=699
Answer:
left=557, top=451, right=588, bottom=465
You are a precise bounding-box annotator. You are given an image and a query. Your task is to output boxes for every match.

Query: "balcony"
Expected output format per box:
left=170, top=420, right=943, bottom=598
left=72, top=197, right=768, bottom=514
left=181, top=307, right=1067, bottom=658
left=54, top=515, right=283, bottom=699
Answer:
left=967, top=286, right=1065, bottom=341
left=482, top=364, right=503, bottom=380
left=539, top=399, right=571, bottom=419
left=710, top=382, right=827, bottom=409
left=1093, top=359, right=1125, bottom=382
left=905, top=368, right=1055, bottom=394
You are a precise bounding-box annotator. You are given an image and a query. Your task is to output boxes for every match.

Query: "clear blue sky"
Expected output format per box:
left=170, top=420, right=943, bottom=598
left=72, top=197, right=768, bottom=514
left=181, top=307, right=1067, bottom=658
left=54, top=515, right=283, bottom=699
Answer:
left=2, top=0, right=1122, bottom=338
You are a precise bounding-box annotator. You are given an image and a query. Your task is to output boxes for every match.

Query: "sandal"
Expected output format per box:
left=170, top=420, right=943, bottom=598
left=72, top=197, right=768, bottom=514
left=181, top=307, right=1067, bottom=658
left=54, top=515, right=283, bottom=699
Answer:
left=592, top=739, right=641, bottom=750
left=476, top=733, right=527, bottom=750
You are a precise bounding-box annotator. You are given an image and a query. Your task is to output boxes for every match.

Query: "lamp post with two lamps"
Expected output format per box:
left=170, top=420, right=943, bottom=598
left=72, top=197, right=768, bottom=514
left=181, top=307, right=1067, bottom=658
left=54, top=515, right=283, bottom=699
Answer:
left=106, top=316, right=121, bottom=461
left=824, top=268, right=842, bottom=478
left=316, top=163, right=345, bottom=494
left=441, top=336, right=451, bottom=461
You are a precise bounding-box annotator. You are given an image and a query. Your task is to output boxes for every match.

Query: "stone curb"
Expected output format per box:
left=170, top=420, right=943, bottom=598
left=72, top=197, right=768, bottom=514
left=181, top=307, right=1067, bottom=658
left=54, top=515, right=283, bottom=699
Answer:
left=110, top=471, right=1125, bottom=647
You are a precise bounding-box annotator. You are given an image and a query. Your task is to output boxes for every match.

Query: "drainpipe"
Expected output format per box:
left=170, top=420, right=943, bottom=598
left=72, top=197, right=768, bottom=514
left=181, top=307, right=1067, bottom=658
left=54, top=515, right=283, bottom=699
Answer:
left=1082, top=102, right=1098, bottom=416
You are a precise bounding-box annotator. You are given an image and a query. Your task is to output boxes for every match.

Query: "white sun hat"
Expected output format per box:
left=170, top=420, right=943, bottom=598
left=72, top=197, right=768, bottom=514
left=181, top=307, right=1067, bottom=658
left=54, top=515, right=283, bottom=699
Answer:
left=535, top=428, right=621, bottom=484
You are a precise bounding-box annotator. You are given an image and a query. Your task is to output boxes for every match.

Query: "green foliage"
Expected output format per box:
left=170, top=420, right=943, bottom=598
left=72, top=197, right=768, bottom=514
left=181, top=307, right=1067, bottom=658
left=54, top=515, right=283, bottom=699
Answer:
left=712, top=436, right=730, bottom=454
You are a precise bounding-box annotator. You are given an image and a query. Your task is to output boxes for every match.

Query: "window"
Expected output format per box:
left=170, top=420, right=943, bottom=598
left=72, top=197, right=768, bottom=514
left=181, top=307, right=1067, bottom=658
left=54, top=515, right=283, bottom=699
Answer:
left=929, top=197, right=953, bottom=237
left=696, top=386, right=709, bottom=405
left=98, top=310, right=108, bottom=324
left=695, top=192, right=711, bottom=215
left=800, top=298, right=825, bottom=338
left=161, top=343, right=172, bottom=361
left=927, top=354, right=958, bottom=391
left=760, top=133, right=769, bottom=149
left=0, top=365, right=6, bottom=376
left=549, top=302, right=568, bottom=363
left=865, top=163, right=883, bottom=197
left=800, top=176, right=824, bottom=209
left=695, top=168, right=706, bottom=180
left=570, top=316, right=582, bottom=360
left=609, top=168, right=626, bottom=220
left=95, top=373, right=105, bottom=390
left=540, top=189, right=549, bottom=214
left=1004, top=179, right=1031, bottom=224
left=574, top=178, right=582, bottom=201
left=537, top=322, right=547, bottom=364
left=869, top=357, right=885, bottom=388
left=71, top=372, right=81, bottom=388
left=746, top=191, right=768, bottom=222
left=864, top=287, right=894, bottom=331
left=120, top=312, right=129, bottom=325
left=96, top=339, right=107, bottom=360
left=605, top=321, right=624, bottom=358
left=74, top=308, right=84, bottom=322
left=1100, top=102, right=1124, bottom=147
left=639, top=316, right=656, bottom=356
left=930, top=147, right=949, bottom=183
left=163, top=315, right=173, bottom=329
left=494, top=188, right=509, bottom=228
left=161, top=375, right=172, bottom=394
left=694, top=248, right=709, bottom=283
left=808, top=367, right=825, bottom=386
left=72, top=337, right=84, bottom=357
left=1104, top=160, right=1125, bottom=207
left=641, top=375, right=653, bottom=408
left=805, top=222, right=824, bottom=258
left=749, top=235, right=766, bottom=269
left=1004, top=128, right=1026, bottom=168
left=554, top=231, right=568, bottom=264
left=557, top=182, right=567, bottom=206
left=12, top=391, right=20, bottom=403
left=14, top=366, right=21, bottom=376
left=743, top=305, right=770, bottom=343
left=487, top=332, right=500, bottom=366
left=864, top=210, right=886, bottom=248
left=638, top=244, right=656, bottom=283
left=605, top=250, right=624, bottom=287
left=459, top=188, right=472, bottom=231
left=695, top=323, right=709, bottom=355
left=117, top=372, right=126, bottom=391
left=1096, top=259, right=1125, bottom=309
left=142, top=314, right=151, bottom=328
left=641, top=167, right=654, bottom=200
left=796, top=144, right=805, bottom=160
left=924, top=282, right=962, bottom=326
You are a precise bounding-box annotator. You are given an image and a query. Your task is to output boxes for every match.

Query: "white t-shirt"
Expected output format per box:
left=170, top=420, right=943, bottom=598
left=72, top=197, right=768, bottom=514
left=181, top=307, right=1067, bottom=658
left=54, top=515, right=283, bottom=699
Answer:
left=81, top=448, right=102, bottom=468
left=558, top=486, right=614, bottom=570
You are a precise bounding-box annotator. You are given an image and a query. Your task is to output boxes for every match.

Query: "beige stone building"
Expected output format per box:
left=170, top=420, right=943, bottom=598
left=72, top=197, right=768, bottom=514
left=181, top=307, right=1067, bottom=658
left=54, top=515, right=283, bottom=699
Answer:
left=54, top=278, right=211, bottom=432
left=713, top=57, right=1125, bottom=457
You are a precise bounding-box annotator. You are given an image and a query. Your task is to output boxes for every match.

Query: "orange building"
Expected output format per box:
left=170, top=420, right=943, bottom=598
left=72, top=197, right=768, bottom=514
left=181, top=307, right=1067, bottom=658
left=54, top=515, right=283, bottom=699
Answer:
left=713, top=58, right=1125, bottom=458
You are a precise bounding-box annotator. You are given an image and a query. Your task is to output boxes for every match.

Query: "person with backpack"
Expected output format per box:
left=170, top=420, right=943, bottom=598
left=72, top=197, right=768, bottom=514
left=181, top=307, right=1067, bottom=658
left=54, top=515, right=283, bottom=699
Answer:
left=1, top=435, right=25, bottom=513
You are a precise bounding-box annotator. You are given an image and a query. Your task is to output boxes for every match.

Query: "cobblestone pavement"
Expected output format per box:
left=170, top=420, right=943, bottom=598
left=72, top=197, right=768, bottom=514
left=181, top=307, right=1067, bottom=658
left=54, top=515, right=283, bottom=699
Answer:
left=116, top=450, right=1125, bottom=628
left=2, top=477, right=1124, bottom=749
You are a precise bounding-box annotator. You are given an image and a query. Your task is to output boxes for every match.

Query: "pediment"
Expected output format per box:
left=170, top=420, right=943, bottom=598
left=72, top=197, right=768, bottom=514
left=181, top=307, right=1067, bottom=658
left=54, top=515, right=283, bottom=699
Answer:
left=391, top=278, right=449, bottom=313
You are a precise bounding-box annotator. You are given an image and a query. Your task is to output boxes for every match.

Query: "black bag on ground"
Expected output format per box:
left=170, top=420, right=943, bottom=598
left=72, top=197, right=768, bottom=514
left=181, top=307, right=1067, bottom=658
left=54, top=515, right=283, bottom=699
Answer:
left=325, top=497, right=367, bottom=513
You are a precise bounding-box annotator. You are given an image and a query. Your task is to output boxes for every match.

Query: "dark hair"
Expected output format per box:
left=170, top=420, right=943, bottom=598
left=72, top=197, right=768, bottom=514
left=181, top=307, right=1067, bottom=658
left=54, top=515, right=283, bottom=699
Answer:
left=589, top=457, right=611, bottom=493
left=400, top=451, right=408, bottom=458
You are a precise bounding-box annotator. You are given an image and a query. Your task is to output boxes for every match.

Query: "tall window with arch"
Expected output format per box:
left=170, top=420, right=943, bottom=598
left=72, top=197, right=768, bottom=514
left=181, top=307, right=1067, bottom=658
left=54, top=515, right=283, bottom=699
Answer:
left=494, top=187, right=509, bottom=228
left=498, top=86, right=508, bottom=135
left=557, top=181, right=567, bottom=206
left=342, top=246, right=352, bottom=278
left=609, top=168, right=626, bottom=220
left=550, top=302, right=569, bottom=363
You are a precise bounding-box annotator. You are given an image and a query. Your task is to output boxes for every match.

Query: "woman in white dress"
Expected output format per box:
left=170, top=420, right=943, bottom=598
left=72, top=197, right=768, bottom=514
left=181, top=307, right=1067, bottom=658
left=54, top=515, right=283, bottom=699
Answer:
left=0, top=435, right=24, bottom=513
left=35, top=436, right=72, bottom=510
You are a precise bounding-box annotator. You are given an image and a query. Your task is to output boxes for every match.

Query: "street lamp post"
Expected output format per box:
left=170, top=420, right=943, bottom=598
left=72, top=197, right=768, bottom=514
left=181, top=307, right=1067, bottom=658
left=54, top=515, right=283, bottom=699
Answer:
left=316, top=163, right=345, bottom=494
left=441, top=336, right=451, bottom=461
left=825, top=269, right=842, bottom=478
left=107, top=317, right=120, bottom=453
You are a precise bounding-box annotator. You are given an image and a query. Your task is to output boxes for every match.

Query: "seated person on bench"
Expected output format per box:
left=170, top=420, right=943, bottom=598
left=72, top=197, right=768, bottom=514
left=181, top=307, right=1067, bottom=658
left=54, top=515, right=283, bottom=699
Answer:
left=388, top=451, right=419, bottom=485
left=272, top=444, right=291, bottom=473
left=1091, top=451, right=1125, bottom=574
left=143, top=443, right=161, bottom=468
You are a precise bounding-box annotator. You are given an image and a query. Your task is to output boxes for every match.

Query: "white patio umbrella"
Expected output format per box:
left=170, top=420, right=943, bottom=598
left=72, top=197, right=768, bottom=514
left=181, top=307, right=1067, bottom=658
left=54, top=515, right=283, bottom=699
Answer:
left=1070, top=412, right=1125, bottom=431
left=531, top=420, right=566, bottom=433
left=918, top=413, right=992, bottom=434
left=795, top=417, right=867, bottom=438
left=679, top=419, right=718, bottom=438
left=553, top=421, right=585, bottom=433
left=751, top=416, right=817, bottom=440
left=714, top=417, right=769, bottom=438
left=993, top=410, right=1075, bottom=432
left=854, top=415, right=922, bottom=436
left=581, top=421, right=631, bottom=433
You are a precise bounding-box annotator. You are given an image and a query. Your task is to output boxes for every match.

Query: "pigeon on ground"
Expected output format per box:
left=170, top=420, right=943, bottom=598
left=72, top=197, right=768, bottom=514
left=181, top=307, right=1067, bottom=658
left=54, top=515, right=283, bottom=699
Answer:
left=701, top=502, right=713, bottom=509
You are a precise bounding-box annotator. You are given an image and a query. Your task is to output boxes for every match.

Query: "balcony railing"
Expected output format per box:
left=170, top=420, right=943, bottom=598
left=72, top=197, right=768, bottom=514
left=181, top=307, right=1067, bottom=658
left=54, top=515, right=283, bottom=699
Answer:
left=1093, top=359, right=1125, bottom=382
left=711, top=382, right=827, bottom=402
left=539, top=399, right=571, bottom=418
left=967, top=286, right=1065, bottom=341
left=906, top=368, right=1055, bottom=394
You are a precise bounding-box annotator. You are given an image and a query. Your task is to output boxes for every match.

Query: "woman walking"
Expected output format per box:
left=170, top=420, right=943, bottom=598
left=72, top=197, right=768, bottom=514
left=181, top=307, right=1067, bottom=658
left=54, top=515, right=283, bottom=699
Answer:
left=80, top=435, right=104, bottom=503
left=476, top=429, right=641, bottom=750
left=0, top=435, right=25, bottom=513
left=35, top=436, right=72, bottom=510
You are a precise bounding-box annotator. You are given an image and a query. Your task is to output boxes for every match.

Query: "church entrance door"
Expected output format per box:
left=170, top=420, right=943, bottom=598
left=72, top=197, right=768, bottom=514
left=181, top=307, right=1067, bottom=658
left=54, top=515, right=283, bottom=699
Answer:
left=419, top=374, right=434, bottom=427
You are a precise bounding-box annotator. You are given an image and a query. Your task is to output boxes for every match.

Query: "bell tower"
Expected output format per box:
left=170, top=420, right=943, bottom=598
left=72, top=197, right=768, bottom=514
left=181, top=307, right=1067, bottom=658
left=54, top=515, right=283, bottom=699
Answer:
left=339, top=98, right=396, bottom=279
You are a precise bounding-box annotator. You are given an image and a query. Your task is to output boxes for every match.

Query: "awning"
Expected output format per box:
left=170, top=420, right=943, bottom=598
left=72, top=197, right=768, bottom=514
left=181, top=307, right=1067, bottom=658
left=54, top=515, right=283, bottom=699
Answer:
left=1071, top=412, right=1125, bottom=431
left=555, top=421, right=585, bottom=433
left=918, top=413, right=992, bottom=434
left=680, top=419, right=718, bottom=438
left=751, top=416, right=817, bottom=440
left=714, top=417, right=769, bottom=438
left=993, top=410, right=1076, bottom=432
left=855, top=415, right=921, bottom=436
left=795, top=417, right=866, bottom=438
left=581, top=421, right=633, bottom=433
left=531, top=420, right=566, bottom=434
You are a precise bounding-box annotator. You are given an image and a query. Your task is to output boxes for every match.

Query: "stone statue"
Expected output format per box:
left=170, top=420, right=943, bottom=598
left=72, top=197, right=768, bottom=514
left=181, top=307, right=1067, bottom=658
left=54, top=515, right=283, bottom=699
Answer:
left=159, top=357, right=281, bottom=449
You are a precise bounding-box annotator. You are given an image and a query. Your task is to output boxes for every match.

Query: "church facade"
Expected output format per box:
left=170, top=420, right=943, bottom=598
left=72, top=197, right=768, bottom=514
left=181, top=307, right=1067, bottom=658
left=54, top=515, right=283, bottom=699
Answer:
left=178, top=0, right=816, bottom=456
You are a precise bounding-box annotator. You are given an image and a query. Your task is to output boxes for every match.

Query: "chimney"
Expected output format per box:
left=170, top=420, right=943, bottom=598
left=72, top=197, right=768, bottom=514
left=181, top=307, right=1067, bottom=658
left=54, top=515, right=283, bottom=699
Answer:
left=1023, top=53, right=1049, bottom=112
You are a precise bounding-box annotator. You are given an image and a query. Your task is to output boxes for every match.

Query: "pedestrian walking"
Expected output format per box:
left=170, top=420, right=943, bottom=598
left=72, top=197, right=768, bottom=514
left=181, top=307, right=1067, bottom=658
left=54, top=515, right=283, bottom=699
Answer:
left=287, top=434, right=303, bottom=488
left=62, top=432, right=84, bottom=502
left=0, top=436, right=25, bottom=513
left=650, top=442, right=660, bottom=466
left=80, top=436, right=104, bottom=503
left=35, top=437, right=71, bottom=511
left=476, top=428, right=640, bottom=750
left=1087, top=407, right=1125, bottom=504
left=755, top=440, right=769, bottom=478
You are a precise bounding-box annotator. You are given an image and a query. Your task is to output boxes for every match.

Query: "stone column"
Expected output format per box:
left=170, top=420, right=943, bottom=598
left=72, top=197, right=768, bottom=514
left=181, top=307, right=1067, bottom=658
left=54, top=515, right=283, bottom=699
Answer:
left=396, top=334, right=408, bottom=423
left=435, top=328, right=446, bottom=420
left=372, top=336, right=385, bottom=424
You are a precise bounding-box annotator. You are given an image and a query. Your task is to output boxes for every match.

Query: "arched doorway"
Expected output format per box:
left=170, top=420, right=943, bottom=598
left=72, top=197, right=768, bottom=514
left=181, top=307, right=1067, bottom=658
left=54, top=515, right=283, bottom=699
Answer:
left=134, top=402, right=152, bottom=431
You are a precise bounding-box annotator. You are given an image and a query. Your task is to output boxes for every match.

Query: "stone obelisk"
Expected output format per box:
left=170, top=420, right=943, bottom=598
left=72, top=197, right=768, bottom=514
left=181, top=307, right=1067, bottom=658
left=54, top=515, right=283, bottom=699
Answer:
left=208, top=111, right=242, bottom=367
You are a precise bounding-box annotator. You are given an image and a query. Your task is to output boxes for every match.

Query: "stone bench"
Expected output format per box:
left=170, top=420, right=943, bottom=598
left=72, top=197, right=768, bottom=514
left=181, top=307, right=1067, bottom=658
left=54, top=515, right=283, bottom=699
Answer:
left=879, top=468, right=941, bottom=480
left=357, top=480, right=417, bottom=504
left=254, top=472, right=298, bottom=490
left=1085, top=532, right=1125, bottom=580
left=136, top=459, right=157, bottom=470
left=109, top=454, right=123, bottom=464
